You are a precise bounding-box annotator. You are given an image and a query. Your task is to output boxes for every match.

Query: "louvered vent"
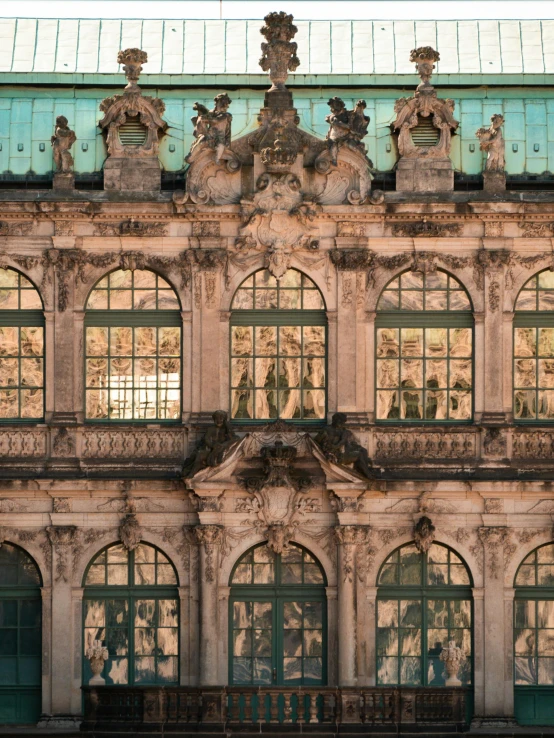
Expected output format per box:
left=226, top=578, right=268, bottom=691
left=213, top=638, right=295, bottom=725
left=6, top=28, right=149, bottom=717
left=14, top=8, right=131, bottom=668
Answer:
left=410, top=116, right=440, bottom=147
left=118, top=118, right=148, bottom=146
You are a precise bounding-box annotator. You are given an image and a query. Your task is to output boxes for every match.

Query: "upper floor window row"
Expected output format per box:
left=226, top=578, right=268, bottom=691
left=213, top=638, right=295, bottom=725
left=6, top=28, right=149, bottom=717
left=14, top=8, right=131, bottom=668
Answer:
left=0, top=269, right=44, bottom=421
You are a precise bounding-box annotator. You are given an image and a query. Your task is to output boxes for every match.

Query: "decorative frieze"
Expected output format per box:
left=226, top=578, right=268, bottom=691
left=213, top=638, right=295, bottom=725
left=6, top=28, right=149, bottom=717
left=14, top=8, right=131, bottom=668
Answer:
left=0, top=221, right=34, bottom=236
left=390, top=221, right=462, bottom=238
left=93, top=220, right=168, bottom=237
left=513, top=430, right=554, bottom=459
left=374, top=430, right=477, bottom=459
left=0, top=429, right=47, bottom=457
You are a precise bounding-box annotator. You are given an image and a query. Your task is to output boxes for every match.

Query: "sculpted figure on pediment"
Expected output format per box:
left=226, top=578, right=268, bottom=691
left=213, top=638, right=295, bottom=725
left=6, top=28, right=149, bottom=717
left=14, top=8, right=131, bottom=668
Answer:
left=183, top=411, right=242, bottom=481
left=314, top=412, right=372, bottom=480
left=187, top=93, right=239, bottom=170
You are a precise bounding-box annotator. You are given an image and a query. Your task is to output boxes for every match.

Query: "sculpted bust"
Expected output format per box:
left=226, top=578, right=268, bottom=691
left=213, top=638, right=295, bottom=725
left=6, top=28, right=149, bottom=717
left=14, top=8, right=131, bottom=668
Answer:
left=51, top=116, right=76, bottom=173
left=183, top=410, right=239, bottom=479
left=314, top=412, right=372, bottom=479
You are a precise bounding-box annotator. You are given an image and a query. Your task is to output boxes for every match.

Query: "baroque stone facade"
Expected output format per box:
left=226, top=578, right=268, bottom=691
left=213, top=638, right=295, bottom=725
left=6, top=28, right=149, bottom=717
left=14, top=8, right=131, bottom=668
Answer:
left=0, top=10, right=553, bottom=735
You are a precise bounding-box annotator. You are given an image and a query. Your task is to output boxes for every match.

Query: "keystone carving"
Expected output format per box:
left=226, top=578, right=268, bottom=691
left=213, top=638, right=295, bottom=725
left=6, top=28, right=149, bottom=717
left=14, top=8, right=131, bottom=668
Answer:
left=99, top=49, right=167, bottom=158
left=413, top=515, right=436, bottom=553
left=119, top=513, right=142, bottom=551
left=392, top=47, right=459, bottom=160
left=51, top=116, right=76, bottom=173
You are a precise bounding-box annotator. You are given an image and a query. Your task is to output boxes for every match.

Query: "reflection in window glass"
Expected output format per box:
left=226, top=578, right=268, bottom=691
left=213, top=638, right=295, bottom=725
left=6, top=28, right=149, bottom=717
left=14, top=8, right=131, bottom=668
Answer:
left=85, top=270, right=181, bottom=421
left=377, top=543, right=472, bottom=687
left=0, top=270, right=44, bottom=420
left=376, top=270, right=473, bottom=422
left=515, top=544, right=554, bottom=686
left=230, top=270, right=326, bottom=421
left=83, top=542, right=178, bottom=686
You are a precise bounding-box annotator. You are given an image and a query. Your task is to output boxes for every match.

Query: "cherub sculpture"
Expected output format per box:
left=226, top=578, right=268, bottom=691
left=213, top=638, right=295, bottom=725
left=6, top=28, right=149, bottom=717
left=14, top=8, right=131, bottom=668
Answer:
left=188, top=93, right=233, bottom=165
left=51, top=116, right=76, bottom=173
left=324, top=97, right=370, bottom=166
left=314, top=412, right=372, bottom=479
left=476, top=114, right=505, bottom=172
left=183, top=410, right=239, bottom=479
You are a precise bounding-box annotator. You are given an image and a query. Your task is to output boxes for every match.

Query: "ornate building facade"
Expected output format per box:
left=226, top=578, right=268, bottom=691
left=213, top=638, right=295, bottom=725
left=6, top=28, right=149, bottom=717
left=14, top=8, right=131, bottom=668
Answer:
left=0, top=11, right=554, bottom=734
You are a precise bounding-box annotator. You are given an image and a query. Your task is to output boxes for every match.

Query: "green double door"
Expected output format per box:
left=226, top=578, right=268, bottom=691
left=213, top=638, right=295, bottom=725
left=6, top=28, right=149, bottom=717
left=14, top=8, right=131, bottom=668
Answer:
left=0, top=544, right=42, bottom=724
left=230, top=595, right=326, bottom=686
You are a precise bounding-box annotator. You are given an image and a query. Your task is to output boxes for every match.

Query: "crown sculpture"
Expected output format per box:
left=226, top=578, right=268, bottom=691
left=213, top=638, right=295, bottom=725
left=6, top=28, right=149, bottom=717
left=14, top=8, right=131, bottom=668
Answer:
left=99, top=48, right=168, bottom=191
left=391, top=47, right=459, bottom=192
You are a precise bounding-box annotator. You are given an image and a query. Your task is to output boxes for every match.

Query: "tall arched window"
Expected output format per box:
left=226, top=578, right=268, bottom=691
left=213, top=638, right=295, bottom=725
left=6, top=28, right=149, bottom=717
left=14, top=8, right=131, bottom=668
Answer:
left=377, top=542, right=472, bottom=688
left=514, top=270, right=554, bottom=421
left=85, top=269, right=181, bottom=421
left=514, top=542, right=554, bottom=725
left=376, top=269, right=473, bottom=422
left=230, top=269, right=326, bottom=422
left=230, top=543, right=326, bottom=685
left=0, top=269, right=44, bottom=420
left=0, top=543, right=42, bottom=723
left=83, top=542, right=179, bottom=686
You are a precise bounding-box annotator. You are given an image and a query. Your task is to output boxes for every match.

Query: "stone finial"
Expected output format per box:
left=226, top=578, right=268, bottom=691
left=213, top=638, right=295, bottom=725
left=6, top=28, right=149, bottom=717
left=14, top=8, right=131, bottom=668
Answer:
left=117, top=48, right=148, bottom=91
left=410, top=46, right=440, bottom=89
left=259, top=11, right=300, bottom=90
left=51, top=116, right=76, bottom=174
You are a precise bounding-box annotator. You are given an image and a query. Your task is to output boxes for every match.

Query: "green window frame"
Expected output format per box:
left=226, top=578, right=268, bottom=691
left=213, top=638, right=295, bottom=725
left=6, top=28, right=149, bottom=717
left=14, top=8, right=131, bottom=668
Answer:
left=82, top=542, right=179, bottom=686
left=0, top=543, right=42, bottom=724
left=376, top=269, right=474, bottom=424
left=0, top=269, right=44, bottom=422
left=376, top=542, right=473, bottom=688
left=230, top=269, right=327, bottom=423
left=84, top=268, right=182, bottom=422
left=229, top=543, right=327, bottom=686
left=514, top=270, right=554, bottom=423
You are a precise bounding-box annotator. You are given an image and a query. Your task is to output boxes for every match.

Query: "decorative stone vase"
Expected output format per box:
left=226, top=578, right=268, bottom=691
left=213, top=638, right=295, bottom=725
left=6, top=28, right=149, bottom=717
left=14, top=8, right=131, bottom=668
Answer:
left=440, top=640, right=466, bottom=686
left=86, top=642, right=109, bottom=686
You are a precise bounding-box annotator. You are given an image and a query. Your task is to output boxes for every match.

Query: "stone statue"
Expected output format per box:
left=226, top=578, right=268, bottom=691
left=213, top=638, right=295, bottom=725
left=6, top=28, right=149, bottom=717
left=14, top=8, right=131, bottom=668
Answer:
left=324, top=97, right=370, bottom=166
left=183, top=410, right=239, bottom=479
left=476, top=114, right=505, bottom=172
left=440, top=640, right=466, bottom=686
left=259, top=11, right=300, bottom=91
left=188, top=93, right=233, bottom=165
left=314, top=412, right=372, bottom=479
left=51, top=116, right=76, bottom=173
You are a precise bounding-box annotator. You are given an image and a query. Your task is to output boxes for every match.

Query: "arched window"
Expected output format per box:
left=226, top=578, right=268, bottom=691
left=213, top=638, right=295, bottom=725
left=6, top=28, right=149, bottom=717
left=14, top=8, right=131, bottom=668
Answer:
left=230, top=269, right=326, bottom=422
left=0, top=543, right=42, bottom=723
left=514, top=270, right=554, bottom=421
left=376, top=542, right=472, bottom=688
left=0, top=269, right=44, bottom=420
left=230, top=543, right=326, bottom=685
left=376, top=269, right=473, bottom=422
left=514, top=542, right=554, bottom=725
left=83, top=542, right=179, bottom=686
left=85, top=269, right=181, bottom=421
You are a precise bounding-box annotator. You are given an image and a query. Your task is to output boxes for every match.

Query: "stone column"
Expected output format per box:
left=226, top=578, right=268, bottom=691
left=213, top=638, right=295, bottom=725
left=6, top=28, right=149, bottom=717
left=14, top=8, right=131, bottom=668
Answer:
left=70, top=587, right=84, bottom=714
left=326, top=586, right=338, bottom=686
left=482, top=261, right=507, bottom=424
left=43, top=312, right=55, bottom=422
left=40, top=586, right=52, bottom=717
left=503, top=588, right=516, bottom=716
left=217, top=586, right=231, bottom=685
left=337, top=273, right=357, bottom=411
left=364, top=586, right=378, bottom=686
left=365, top=311, right=376, bottom=422
left=45, top=526, right=80, bottom=725
left=334, top=526, right=359, bottom=686
left=478, top=527, right=514, bottom=721
left=50, top=252, right=78, bottom=424
left=473, top=312, right=485, bottom=423
left=195, top=525, right=223, bottom=685
left=472, top=587, right=485, bottom=716
left=326, top=310, right=338, bottom=414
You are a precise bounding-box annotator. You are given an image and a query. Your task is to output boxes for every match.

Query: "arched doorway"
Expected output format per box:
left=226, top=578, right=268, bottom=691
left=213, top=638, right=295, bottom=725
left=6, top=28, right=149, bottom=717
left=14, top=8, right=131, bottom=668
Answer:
left=229, top=542, right=327, bottom=686
left=0, top=542, right=42, bottom=723
left=82, top=542, right=179, bottom=686
left=376, top=541, right=473, bottom=715
left=514, top=542, right=554, bottom=725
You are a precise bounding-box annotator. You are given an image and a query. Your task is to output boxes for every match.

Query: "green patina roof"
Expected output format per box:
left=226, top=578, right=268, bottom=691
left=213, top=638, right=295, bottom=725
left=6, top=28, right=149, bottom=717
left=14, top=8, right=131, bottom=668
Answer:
left=0, top=18, right=553, bottom=83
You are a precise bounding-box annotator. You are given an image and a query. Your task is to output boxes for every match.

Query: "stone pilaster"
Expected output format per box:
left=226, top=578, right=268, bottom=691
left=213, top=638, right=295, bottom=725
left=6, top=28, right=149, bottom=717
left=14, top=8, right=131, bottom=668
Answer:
left=482, top=263, right=507, bottom=424
left=334, top=525, right=360, bottom=686
left=194, top=525, right=223, bottom=685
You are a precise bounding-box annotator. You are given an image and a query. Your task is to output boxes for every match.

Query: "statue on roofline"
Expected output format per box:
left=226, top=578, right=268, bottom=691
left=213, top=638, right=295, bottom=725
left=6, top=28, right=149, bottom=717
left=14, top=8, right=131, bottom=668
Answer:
left=314, top=412, right=372, bottom=479
left=476, top=114, right=505, bottom=172
left=187, top=93, right=237, bottom=167
left=51, top=116, right=76, bottom=173
left=324, top=97, right=371, bottom=166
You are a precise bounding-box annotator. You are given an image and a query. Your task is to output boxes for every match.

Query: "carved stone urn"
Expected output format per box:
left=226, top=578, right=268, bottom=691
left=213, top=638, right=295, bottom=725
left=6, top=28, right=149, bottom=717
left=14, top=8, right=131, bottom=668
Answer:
left=440, top=640, right=466, bottom=686
left=86, top=642, right=109, bottom=685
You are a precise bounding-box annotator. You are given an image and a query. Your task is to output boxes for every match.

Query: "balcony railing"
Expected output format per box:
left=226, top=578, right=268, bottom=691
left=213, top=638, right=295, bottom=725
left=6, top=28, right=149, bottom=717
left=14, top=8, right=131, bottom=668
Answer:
left=81, top=685, right=468, bottom=732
